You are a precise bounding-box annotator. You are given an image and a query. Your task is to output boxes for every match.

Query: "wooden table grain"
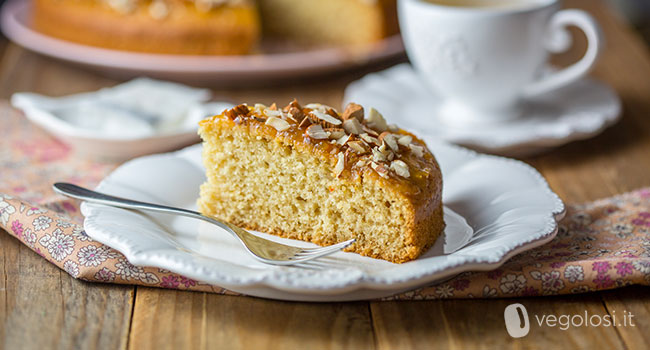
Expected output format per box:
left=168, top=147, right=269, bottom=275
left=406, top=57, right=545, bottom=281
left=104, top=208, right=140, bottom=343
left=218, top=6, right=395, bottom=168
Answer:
left=1, top=1, right=649, bottom=349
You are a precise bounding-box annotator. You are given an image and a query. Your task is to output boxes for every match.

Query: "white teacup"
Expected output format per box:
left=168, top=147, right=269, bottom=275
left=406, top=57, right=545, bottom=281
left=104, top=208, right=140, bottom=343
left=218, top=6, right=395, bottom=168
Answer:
left=398, top=0, right=604, bottom=124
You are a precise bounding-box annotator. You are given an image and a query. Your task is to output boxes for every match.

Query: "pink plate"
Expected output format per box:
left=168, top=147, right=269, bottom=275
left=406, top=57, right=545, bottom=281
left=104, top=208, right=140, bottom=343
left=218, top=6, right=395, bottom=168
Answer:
left=1, top=0, right=405, bottom=84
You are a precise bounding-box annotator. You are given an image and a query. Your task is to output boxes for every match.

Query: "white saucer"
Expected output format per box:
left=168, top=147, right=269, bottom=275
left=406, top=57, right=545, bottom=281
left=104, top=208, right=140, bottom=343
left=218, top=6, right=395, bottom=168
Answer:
left=344, top=64, right=621, bottom=157
left=81, top=141, right=564, bottom=301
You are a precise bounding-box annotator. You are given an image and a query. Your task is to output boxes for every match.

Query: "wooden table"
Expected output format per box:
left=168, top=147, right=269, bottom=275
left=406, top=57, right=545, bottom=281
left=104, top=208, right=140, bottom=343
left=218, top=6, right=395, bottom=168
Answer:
left=1, top=0, right=649, bottom=349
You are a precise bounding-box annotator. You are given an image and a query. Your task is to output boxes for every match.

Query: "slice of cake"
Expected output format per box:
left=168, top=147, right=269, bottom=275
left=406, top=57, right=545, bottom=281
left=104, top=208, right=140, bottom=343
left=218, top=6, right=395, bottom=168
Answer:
left=198, top=101, right=443, bottom=263
left=257, top=0, right=398, bottom=46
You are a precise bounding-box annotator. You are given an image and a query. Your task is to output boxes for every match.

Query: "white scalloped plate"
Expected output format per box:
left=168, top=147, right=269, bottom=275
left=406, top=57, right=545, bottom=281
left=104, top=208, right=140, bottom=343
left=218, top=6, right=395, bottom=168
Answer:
left=344, top=64, right=621, bottom=157
left=81, top=140, right=564, bottom=301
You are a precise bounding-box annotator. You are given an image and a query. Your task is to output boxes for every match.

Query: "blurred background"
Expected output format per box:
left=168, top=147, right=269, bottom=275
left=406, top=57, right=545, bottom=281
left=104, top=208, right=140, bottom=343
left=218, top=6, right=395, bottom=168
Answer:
left=604, top=0, right=650, bottom=43
left=0, top=0, right=648, bottom=45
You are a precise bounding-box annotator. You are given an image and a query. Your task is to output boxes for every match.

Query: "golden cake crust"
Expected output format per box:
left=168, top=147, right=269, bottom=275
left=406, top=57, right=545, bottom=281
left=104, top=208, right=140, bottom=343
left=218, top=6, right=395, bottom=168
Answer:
left=32, top=0, right=260, bottom=55
left=32, top=0, right=397, bottom=55
left=198, top=101, right=444, bottom=263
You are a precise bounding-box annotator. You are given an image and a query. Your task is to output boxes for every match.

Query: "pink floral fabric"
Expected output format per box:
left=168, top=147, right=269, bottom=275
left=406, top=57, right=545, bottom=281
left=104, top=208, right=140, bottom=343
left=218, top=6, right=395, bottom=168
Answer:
left=1, top=102, right=649, bottom=299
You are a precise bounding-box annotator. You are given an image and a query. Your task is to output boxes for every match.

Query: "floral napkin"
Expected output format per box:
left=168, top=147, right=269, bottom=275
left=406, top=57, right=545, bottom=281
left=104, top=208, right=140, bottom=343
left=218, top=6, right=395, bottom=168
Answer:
left=1, top=102, right=649, bottom=299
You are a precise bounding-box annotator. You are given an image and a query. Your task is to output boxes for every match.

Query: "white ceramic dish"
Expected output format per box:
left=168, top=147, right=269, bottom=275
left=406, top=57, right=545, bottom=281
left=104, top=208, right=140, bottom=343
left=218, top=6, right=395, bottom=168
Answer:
left=0, top=1, right=405, bottom=84
left=11, top=80, right=232, bottom=161
left=344, top=64, right=622, bottom=157
left=81, top=139, right=565, bottom=301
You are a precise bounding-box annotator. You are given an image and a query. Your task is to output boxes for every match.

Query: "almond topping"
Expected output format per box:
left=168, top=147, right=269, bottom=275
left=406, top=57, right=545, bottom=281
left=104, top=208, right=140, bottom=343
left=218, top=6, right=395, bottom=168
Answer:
left=342, top=118, right=364, bottom=135
left=225, top=104, right=249, bottom=119
left=306, top=124, right=329, bottom=139
left=334, top=152, right=345, bottom=177
left=265, top=116, right=290, bottom=131
left=326, top=128, right=346, bottom=140
left=359, top=133, right=380, bottom=146
left=378, top=132, right=399, bottom=152
left=390, top=160, right=410, bottom=178
left=336, top=133, right=352, bottom=145
left=366, top=107, right=388, bottom=133
left=287, top=106, right=305, bottom=123
left=268, top=103, right=278, bottom=110
left=310, top=110, right=342, bottom=126
left=409, top=144, right=425, bottom=157
left=388, top=124, right=399, bottom=132
left=378, top=141, right=395, bottom=161
left=397, top=135, right=413, bottom=146
left=371, top=162, right=390, bottom=178
left=284, top=112, right=297, bottom=122
left=298, top=116, right=312, bottom=128
left=326, top=108, right=340, bottom=119
left=341, top=103, right=364, bottom=121
left=284, top=99, right=301, bottom=111
left=348, top=140, right=368, bottom=154
left=372, top=147, right=387, bottom=162
left=263, top=109, right=283, bottom=118
left=355, top=159, right=368, bottom=168
left=305, top=103, right=334, bottom=113
left=362, top=125, right=379, bottom=137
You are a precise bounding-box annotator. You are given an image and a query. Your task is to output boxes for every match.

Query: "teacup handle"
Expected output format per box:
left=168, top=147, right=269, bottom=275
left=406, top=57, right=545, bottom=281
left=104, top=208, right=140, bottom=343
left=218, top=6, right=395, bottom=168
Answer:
left=524, top=9, right=604, bottom=97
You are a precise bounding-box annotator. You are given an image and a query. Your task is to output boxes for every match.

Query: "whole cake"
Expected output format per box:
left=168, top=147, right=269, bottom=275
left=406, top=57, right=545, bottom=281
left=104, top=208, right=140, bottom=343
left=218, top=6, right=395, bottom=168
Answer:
left=197, top=101, right=444, bottom=263
left=32, top=0, right=260, bottom=55
left=32, top=0, right=397, bottom=55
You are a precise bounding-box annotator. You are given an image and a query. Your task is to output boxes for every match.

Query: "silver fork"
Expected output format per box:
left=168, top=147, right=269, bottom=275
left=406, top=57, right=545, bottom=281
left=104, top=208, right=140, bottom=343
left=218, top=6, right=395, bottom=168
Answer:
left=53, top=183, right=355, bottom=266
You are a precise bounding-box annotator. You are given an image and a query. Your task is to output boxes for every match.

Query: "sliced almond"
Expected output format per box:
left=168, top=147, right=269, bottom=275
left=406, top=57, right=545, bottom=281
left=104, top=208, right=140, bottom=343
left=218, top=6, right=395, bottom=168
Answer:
left=371, top=162, right=390, bottom=178
left=359, top=133, right=380, bottom=146
left=287, top=106, right=304, bottom=123
left=355, top=158, right=368, bottom=168
left=366, top=107, right=388, bottom=133
left=388, top=124, right=399, bottom=132
left=305, top=103, right=334, bottom=113
left=397, top=135, right=413, bottom=146
left=390, top=160, right=410, bottom=178
left=310, top=110, right=342, bottom=127
left=342, top=118, right=364, bottom=135
left=283, top=112, right=297, bottom=122
left=341, top=103, right=364, bottom=121
left=378, top=141, right=395, bottom=161
left=372, top=147, right=387, bottom=163
left=306, top=124, right=329, bottom=139
left=149, top=1, right=169, bottom=19
left=263, top=109, right=283, bottom=118
left=265, top=116, right=290, bottom=131
left=298, top=116, right=312, bottom=128
left=336, top=133, right=351, bottom=145
left=225, top=104, right=249, bottom=119
left=284, top=99, right=301, bottom=111
left=362, top=125, right=379, bottom=137
left=326, top=108, right=340, bottom=119
left=326, top=128, right=346, bottom=140
left=334, top=152, right=345, bottom=177
left=268, top=103, right=278, bottom=110
left=378, top=132, right=399, bottom=152
left=348, top=140, right=369, bottom=154
left=409, top=144, right=425, bottom=157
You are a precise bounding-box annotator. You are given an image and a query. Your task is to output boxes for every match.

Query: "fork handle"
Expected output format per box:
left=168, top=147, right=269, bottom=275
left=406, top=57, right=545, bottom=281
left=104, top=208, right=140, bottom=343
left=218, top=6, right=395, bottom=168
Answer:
left=52, top=182, right=231, bottom=232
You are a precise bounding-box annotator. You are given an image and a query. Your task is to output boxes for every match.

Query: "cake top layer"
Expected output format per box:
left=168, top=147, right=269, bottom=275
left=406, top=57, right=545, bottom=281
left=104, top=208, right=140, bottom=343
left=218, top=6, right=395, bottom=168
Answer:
left=95, top=0, right=252, bottom=17
left=201, top=100, right=440, bottom=199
